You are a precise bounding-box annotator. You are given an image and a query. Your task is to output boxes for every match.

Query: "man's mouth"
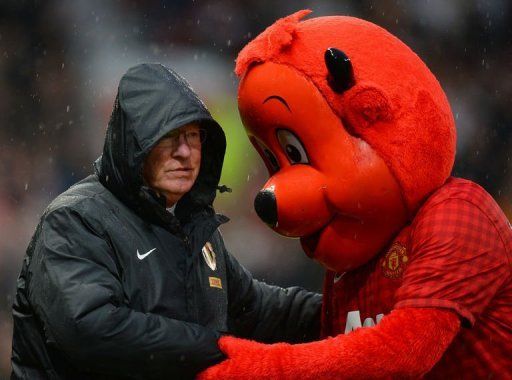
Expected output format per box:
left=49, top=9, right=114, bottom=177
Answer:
left=167, top=168, right=192, bottom=172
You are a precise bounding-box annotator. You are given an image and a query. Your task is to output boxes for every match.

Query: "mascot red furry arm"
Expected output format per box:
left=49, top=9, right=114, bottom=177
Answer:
left=200, top=309, right=458, bottom=379
left=200, top=10, right=512, bottom=379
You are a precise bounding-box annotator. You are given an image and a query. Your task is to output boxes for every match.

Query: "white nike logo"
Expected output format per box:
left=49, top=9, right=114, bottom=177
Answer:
left=137, top=248, right=157, bottom=260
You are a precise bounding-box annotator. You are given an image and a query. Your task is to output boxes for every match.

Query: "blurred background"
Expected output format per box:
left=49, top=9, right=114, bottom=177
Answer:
left=1, top=0, right=511, bottom=376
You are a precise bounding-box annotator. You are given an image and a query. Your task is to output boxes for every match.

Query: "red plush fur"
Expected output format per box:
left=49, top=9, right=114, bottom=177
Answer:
left=236, top=10, right=456, bottom=213
left=199, top=308, right=460, bottom=379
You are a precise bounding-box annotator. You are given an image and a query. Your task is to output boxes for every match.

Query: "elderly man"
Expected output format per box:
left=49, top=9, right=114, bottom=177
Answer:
left=11, top=63, right=321, bottom=379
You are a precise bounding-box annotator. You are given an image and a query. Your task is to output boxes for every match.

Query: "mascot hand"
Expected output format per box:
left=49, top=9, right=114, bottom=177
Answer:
left=197, top=336, right=298, bottom=379
left=198, top=308, right=460, bottom=380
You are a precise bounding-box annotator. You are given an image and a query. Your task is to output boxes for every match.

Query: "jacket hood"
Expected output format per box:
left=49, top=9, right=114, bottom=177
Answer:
left=94, top=63, right=226, bottom=227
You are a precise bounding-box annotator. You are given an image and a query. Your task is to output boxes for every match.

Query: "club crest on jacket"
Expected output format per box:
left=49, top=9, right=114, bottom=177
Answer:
left=202, top=242, right=217, bottom=271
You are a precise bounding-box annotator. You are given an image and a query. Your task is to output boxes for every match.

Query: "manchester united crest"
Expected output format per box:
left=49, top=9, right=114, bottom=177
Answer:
left=381, top=241, right=408, bottom=279
left=202, top=242, right=217, bottom=271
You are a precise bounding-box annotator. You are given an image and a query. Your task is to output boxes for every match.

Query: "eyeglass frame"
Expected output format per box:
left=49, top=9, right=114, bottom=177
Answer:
left=157, top=126, right=207, bottom=150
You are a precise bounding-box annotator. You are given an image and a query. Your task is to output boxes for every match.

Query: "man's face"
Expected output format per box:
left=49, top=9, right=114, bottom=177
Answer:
left=143, top=123, right=202, bottom=207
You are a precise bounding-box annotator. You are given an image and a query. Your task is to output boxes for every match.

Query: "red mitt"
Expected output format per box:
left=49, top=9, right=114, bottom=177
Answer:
left=198, top=308, right=460, bottom=379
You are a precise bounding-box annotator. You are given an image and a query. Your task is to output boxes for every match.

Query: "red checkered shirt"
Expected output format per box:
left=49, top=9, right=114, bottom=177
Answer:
left=321, top=177, right=512, bottom=378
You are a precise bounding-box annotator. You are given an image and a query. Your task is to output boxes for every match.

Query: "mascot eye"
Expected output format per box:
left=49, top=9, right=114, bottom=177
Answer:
left=251, top=137, right=280, bottom=172
left=263, top=148, right=280, bottom=171
left=277, top=129, right=309, bottom=165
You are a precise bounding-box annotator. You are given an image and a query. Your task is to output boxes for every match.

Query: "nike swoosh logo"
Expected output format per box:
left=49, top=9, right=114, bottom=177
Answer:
left=137, top=248, right=157, bottom=260
left=333, top=272, right=346, bottom=283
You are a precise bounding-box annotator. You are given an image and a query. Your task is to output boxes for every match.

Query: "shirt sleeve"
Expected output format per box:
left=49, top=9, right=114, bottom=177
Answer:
left=394, top=198, right=510, bottom=327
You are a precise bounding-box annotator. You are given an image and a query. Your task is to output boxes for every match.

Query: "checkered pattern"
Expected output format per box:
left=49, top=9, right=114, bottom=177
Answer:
left=322, top=177, right=512, bottom=377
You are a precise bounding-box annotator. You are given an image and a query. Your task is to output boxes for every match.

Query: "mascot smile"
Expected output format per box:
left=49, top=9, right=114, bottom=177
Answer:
left=200, top=10, right=512, bottom=379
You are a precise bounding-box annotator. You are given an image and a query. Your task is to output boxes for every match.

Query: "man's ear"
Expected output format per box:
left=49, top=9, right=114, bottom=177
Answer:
left=342, top=83, right=393, bottom=132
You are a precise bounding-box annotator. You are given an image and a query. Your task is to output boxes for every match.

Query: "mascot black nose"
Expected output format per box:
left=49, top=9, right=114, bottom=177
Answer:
left=254, top=189, right=278, bottom=227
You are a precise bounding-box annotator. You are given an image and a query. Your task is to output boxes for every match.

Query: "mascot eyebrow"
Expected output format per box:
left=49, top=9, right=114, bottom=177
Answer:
left=263, top=95, right=291, bottom=112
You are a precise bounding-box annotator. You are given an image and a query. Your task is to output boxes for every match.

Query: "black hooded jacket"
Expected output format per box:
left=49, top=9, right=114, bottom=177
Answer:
left=10, top=64, right=321, bottom=379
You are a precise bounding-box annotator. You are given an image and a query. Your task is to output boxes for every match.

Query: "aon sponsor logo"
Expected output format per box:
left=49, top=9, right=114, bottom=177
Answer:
left=344, top=310, right=385, bottom=334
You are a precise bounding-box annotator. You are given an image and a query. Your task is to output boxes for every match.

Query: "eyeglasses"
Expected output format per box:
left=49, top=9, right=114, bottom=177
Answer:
left=158, top=127, right=207, bottom=150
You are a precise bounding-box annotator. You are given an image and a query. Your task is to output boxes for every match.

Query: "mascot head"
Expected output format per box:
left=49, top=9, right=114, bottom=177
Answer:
left=236, top=10, right=456, bottom=272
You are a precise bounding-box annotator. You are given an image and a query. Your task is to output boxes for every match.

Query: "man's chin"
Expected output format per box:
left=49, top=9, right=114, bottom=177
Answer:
left=154, top=179, right=193, bottom=198
left=170, top=183, right=194, bottom=195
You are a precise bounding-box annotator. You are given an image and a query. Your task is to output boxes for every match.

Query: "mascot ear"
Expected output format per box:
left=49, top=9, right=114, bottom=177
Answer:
left=324, top=48, right=355, bottom=93
left=343, top=84, right=394, bottom=131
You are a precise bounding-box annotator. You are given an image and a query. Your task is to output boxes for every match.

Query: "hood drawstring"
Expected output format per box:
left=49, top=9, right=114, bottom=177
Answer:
left=217, top=185, right=232, bottom=193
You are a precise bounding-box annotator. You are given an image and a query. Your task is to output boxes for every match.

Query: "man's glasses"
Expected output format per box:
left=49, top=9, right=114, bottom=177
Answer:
left=158, top=128, right=207, bottom=150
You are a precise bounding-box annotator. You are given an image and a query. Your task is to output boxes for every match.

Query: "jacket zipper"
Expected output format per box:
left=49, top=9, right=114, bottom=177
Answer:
left=181, top=234, right=191, bottom=252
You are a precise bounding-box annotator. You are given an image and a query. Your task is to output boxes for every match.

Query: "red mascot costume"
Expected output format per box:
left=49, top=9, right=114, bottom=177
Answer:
left=200, top=10, right=512, bottom=379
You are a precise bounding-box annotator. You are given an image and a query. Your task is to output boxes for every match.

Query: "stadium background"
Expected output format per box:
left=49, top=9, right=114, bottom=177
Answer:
left=1, top=0, right=511, bottom=376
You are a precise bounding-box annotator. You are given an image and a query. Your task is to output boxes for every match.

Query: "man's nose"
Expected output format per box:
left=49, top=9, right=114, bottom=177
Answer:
left=254, top=189, right=278, bottom=227
left=172, top=135, right=192, bottom=157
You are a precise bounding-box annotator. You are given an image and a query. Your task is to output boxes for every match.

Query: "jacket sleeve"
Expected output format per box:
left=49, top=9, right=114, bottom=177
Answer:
left=224, top=247, right=322, bottom=343
left=28, top=207, right=224, bottom=379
